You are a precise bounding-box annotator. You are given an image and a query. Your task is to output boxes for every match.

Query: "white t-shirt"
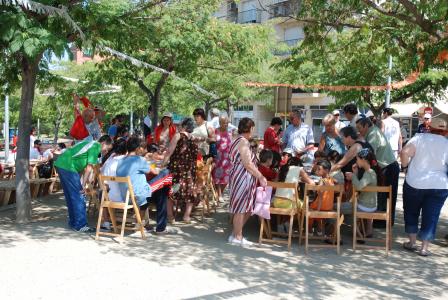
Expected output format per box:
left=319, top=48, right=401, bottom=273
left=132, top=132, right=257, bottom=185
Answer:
left=30, top=147, right=41, bottom=160
left=275, top=166, right=301, bottom=199
left=101, top=154, right=126, bottom=202
left=382, top=117, right=400, bottom=151
left=30, top=135, right=36, bottom=150
left=406, top=134, right=448, bottom=189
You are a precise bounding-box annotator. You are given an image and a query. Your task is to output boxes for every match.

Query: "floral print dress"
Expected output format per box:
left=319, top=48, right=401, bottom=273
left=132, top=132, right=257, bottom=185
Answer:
left=168, top=133, right=198, bottom=205
left=212, top=129, right=233, bottom=185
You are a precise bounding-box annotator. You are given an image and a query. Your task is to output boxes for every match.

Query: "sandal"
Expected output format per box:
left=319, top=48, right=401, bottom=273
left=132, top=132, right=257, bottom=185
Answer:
left=417, top=249, right=431, bottom=257
left=403, top=241, right=418, bottom=252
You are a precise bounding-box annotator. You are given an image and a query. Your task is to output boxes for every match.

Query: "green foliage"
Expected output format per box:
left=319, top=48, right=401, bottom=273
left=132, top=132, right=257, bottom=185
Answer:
left=278, top=0, right=448, bottom=111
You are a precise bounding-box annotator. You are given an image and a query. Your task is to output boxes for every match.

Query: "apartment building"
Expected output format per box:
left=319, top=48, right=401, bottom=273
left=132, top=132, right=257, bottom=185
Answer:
left=215, top=0, right=335, bottom=140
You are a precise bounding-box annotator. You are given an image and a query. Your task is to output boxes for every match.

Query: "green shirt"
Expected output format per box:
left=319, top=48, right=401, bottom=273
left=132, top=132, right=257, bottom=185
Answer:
left=54, top=141, right=101, bottom=173
left=352, top=168, right=377, bottom=209
left=365, top=126, right=396, bottom=168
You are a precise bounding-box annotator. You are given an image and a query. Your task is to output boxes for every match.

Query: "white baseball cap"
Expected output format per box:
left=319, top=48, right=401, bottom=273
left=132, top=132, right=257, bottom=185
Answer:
left=424, top=113, right=432, bottom=119
left=332, top=110, right=340, bottom=115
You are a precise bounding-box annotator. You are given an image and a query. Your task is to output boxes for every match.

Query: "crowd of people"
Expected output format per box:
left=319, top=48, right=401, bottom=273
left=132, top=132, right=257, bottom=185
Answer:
left=19, top=98, right=447, bottom=256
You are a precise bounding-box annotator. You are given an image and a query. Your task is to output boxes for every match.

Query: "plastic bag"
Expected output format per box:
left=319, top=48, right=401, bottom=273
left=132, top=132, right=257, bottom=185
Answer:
left=252, top=186, right=272, bottom=219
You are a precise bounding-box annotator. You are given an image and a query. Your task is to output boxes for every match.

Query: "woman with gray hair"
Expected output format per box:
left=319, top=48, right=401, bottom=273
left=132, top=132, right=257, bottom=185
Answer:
left=164, top=117, right=199, bottom=223
left=318, top=113, right=346, bottom=155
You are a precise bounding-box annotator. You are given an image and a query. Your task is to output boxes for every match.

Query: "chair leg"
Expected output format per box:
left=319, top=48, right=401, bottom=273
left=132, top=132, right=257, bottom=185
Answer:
left=305, top=213, right=309, bottom=255
left=120, top=206, right=128, bottom=243
left=297, top=212, right=302, bottom=248
left=287, top=214, right=294, bottom=251
left=353, top=214, right=357, bottom=251
left=386, top=217, right=390, bottom=257
left=134, top=206, right=146, bottom=240
left=266, top=219, right=272, bottom=239
left=109, top=207, right=118, bottom=234
left=336, top=216, right=341, bottom=255
left=95, top=203, right=104, bottom=240
left=299, top=212, right=304, bottom=246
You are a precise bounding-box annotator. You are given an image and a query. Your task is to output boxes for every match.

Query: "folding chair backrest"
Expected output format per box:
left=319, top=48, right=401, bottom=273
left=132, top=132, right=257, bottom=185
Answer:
left=304, top=184, right=344, bottom=212
left=99, top=175, right=135, bottom=204
left=268, top=181, right=300, bottom=208
left=352, top=185, right=392, bottom=213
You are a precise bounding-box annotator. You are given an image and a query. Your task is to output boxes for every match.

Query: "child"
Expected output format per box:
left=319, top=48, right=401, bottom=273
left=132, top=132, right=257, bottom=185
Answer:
left=344, top=148, right=381, bottom=238
left=327, top=150, right=345, bottom=185
left=273, top=157, right=315, bottom=233
left=309, top=159, right=335, bottom=236
left=258, top=149, right=278, bottom=182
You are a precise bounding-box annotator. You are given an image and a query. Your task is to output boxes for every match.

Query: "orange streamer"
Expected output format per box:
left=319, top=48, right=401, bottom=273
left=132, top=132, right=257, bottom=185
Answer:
left=244, top=49, right=447, bottom=92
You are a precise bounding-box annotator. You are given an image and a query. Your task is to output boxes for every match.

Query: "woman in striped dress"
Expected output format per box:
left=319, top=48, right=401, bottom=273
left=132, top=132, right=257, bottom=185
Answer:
left=229, top=118, right=267, bottom=246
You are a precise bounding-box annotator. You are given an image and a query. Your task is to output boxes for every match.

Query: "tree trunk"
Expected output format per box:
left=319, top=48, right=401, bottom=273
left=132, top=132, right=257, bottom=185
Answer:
left=53, top=106, right=63, bottom=145
left=15, top=54, right=41, bottom=223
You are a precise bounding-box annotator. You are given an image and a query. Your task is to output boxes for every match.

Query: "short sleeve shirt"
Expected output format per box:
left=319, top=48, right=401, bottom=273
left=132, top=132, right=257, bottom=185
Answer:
left=54, top=141, right=101, bottom=173
left=405, top=134, right=448, bottom=189
left=108, top=124, right=118, bottom=137
left=365, top=126, right=396, bottom=168
left=116, top=156, right=151, bottom=206
left=282, top=124, right=315, bottom=154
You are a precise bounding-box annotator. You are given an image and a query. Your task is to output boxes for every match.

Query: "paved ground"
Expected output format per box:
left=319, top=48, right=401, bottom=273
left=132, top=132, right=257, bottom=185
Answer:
left=1, top=175, right=448, bottom=299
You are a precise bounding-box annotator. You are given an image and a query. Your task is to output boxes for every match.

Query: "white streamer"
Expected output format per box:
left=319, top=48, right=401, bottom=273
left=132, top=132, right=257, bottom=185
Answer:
left=2, top=0, right=219, bottom=99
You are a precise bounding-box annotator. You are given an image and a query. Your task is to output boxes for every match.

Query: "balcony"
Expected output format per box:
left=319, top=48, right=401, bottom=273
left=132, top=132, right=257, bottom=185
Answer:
left=238, top=9, right=261, bottom=24
left=269, top=0, right=299, bottom=19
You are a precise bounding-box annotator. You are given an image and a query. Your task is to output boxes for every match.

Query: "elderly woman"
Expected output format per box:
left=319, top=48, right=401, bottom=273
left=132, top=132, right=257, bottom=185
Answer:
left=401, top=119, right=448, bottom=256
left=164, top=117, right=199, bottom=223
left=228, top=118, right=267, bottom=246
left=154, top=112, right=177, bottom=151
left=212, top=114, right=233, bottom=203
left=192, top=108, right=216, bottom=158
left=318, top=113, right=346, bottom=156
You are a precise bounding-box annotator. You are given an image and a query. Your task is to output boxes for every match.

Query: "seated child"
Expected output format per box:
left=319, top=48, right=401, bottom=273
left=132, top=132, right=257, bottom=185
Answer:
left=309, top=160, right=335, bottom=236
left=273, top=157, right=315, bottom=233
left=327, top=150, right=345, bottom=185
left=310, top=150, right=327, bottom=174
left=344, top=148, right=381, bottom=238
left=258, top=149, right=278, bottom=182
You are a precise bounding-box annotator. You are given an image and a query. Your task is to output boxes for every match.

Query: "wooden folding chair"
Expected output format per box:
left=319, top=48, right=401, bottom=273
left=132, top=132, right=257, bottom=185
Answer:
left=301, top=184, right=344, bottom=254
left=258, top=181, right=301, bottom=251
left=352, top=185, right=392, bottom=256
left=196, top=157, right=216, bottom=222
left=95, top=175, right=146, bottom=242
left=204, top=157, right=218, bottom=213
left=86, top=165, right=101, bottom=216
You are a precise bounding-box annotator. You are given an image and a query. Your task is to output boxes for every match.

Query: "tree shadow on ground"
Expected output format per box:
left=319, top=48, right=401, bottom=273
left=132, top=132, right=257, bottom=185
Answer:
left=0, top=192, right=447, bottom=299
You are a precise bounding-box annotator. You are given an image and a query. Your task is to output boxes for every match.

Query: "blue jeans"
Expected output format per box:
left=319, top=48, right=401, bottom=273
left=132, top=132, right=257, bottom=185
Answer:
left=403, top=181, right=448, bottom=241
left=145, top=169, right=170, bottom=232
left=56, top=167, right=88, bottom=230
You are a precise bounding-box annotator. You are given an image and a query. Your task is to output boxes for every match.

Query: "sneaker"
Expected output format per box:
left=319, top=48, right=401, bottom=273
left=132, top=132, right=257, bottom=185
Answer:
left=240, top=237, right=253, bottom=247
left=100, top=222, right=111, bottom=231
left=229, top=236, right=241, bottom=246
left=76, top=226, right=95, bottom=233
left=228, top=234, right=234, bottom=243
left=154, top=228, right=176, bottom=235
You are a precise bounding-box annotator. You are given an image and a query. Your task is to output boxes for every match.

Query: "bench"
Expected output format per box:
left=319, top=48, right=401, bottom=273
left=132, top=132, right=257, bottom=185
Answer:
left=0, top=180, right=16, bottom=206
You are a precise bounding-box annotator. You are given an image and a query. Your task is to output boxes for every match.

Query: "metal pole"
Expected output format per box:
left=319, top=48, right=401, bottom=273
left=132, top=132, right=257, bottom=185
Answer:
left=385, top=55, right=393, bottom=108
left=37, top=118, right=40, bottom=139
left=4, top=90, right=10, bottom=163
left=130, top=102, right=134, bottom=134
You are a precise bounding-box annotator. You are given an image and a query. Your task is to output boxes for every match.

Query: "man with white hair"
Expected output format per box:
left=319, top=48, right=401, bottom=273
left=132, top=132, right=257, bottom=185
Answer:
left=210, top=108, right=237, bottom=133
left=210, top=108, right=221, bottom=129
left=282, top=109, right=315, bottom=157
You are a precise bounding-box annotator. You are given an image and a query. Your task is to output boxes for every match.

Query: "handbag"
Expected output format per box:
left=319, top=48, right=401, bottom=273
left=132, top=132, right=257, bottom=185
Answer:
left=69, top=108, right=89, bottom=140
left=252, top=186, right=272, bottom=219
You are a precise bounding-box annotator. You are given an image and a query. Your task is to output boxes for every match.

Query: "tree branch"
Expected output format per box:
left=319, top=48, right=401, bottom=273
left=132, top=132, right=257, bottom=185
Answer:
left=135, top=77, right=154, bottom=99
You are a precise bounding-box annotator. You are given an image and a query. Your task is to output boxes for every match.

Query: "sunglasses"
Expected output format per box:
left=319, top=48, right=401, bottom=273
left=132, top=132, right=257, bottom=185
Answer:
left=333, top=114, right=340, bottom=116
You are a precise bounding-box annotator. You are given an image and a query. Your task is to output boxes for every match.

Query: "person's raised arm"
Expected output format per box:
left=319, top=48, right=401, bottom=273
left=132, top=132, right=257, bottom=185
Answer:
left=163, top=132, right=181, bottom=166
left=330, top=143, right=359, bottom=172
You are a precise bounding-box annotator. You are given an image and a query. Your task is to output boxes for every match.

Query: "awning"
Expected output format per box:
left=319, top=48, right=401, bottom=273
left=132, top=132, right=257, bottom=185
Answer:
left=391, top=103, right=421, bottom=117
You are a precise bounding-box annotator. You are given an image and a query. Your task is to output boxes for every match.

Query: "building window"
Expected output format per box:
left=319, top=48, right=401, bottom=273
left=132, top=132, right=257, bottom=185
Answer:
left=235, top=105, right=253, bottom=111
